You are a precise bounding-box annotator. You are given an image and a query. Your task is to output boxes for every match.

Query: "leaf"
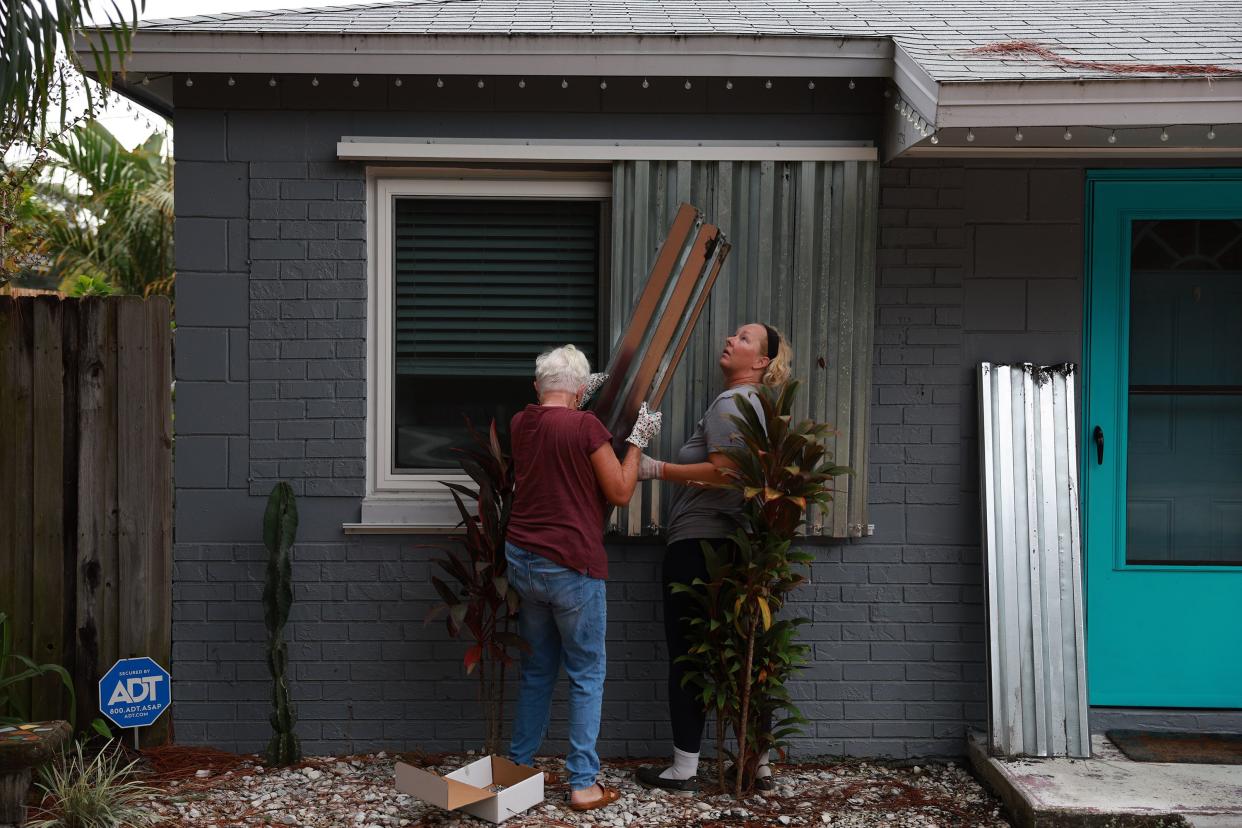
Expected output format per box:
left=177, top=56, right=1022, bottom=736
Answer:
left=757, top=596, right=772, bottom=631
left=430, top=576, right=460, bottom=609
left=463, top=644, right=482, bottom=674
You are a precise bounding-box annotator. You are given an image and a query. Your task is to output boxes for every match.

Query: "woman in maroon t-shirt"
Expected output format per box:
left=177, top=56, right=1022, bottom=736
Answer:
left=505, top=344, right=661, bottom=812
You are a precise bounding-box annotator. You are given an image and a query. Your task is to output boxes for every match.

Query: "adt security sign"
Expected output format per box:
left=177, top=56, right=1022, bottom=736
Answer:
left=99, top=657, right=171, bottom=729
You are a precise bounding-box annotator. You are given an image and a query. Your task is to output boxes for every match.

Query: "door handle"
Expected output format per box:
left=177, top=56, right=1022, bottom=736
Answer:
left=1093, top=426, right=1104, bottom=465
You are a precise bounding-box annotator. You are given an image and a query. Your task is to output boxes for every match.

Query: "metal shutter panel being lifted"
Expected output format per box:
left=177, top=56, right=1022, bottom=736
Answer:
left=609, top=160, right=878, bottom=539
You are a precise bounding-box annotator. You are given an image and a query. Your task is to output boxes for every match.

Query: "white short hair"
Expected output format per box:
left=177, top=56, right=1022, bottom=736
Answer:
left=534, top=344, right=590, bottom=394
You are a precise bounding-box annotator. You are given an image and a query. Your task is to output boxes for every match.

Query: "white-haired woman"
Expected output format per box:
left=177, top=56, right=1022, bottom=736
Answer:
left=635, top=322, right=792, bottom=794
left=505, top=344, right=661, bottom=812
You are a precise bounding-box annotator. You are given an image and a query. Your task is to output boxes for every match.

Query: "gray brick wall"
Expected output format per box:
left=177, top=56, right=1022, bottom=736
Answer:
left=174, top=84, right=1159, bottom=760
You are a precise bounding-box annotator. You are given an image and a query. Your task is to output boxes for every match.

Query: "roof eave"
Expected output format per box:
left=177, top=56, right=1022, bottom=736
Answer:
left=74, top=30, right=895, bottom=78
left=933, top=75, right=1242, bottom=128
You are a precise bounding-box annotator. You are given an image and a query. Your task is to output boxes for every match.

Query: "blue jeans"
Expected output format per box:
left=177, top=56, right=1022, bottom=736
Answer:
left=505, top=541, right=607, bottom=792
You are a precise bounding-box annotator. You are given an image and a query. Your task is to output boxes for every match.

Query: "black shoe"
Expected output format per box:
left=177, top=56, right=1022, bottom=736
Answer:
left=635, top=764, right=699, bottom=793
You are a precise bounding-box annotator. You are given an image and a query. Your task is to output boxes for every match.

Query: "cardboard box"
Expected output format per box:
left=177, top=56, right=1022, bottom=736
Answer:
left=395, top=755, right=544, bottom=824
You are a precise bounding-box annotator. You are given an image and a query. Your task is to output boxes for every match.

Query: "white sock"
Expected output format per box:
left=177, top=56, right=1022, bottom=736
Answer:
left=755, top=750, right=772, bottom=778
left=658, top=747, right=699, bottom=780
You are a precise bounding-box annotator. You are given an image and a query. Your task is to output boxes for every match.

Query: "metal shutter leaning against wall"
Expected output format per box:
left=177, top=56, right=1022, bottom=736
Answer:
left=609, top=160, right=877, bottom=539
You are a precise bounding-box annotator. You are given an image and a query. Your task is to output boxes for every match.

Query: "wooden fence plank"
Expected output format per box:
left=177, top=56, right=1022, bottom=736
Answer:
left=2, top=300, right=36, bottom=719
left=0, top=301, right=15, bottom=653
left=116, top=297, right=173, bottom=746
left=151, top=298, right=174, bottom=745
left=74, top=297, right=120, bottom=731
left=31, top=298, right=67, bottom=722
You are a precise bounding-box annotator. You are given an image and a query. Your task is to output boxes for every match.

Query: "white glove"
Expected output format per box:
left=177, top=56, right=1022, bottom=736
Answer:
left=625, top=402, right=662, bottom=449
left=638, top=453, right=665, bottom=481
left=578, top=373, right=609, bottom=409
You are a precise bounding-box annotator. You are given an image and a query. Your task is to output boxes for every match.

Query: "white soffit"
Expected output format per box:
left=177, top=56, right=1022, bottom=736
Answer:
left=337, top=137, right=879, bottom=163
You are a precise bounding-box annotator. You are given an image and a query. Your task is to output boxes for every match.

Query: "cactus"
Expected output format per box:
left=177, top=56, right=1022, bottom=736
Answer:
left=263, top=482, right=301, bottom=766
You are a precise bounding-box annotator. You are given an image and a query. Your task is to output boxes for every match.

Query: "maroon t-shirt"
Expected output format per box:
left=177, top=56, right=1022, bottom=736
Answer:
left=506, top=405, right=613, bottom=579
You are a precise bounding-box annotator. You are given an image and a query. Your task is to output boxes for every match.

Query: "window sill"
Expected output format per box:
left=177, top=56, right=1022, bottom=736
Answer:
left=343, top=522, right=463, bottom=535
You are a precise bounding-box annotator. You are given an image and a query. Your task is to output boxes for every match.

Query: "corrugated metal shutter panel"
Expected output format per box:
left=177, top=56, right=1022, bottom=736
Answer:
left=393, top=199, right=600, bottom=376
left=610, top=160, right=877, bottom=539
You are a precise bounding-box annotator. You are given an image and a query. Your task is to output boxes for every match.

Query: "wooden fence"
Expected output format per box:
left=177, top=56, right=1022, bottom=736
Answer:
left=0, top=296, right=172, bottom=745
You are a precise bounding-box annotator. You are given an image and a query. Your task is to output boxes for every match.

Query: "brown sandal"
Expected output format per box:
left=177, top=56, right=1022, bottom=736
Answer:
left=568, top=785, right=621, bottom=812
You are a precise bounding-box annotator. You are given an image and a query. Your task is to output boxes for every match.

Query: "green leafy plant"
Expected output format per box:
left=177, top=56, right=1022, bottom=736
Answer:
left=424, top=419, right=528, bottom=755
left=62, top=274, right=115, bottom=296
left=1, top=0, right=141, bottom=137
left=673, top=381, right=849, bottom=797
left=29, top=122, right=174, bottom=297
left=0, top=611, right=77, bottom=726
left=28, top=739, right=162, bottom=828
left=262, top=482, right=301, bottom=766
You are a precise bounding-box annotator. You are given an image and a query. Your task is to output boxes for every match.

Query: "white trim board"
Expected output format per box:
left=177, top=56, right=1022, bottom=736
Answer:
left=76, top=32, right=894, bottom=77
left=933, top=77, right=1242, bottom=129
left=339, top=138, right=879, bottom=163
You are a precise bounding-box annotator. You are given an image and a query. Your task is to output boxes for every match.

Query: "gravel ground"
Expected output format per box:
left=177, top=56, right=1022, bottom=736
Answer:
left=146, top=751, right=1012, bottom=827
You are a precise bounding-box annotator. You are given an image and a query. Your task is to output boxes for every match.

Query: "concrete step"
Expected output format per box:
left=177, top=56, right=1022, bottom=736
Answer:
left=967, top=730, right=1242, bottom=828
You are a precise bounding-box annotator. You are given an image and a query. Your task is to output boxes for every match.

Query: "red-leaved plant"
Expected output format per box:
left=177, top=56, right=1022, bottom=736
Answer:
left=423, top=419, right=528, bottom=754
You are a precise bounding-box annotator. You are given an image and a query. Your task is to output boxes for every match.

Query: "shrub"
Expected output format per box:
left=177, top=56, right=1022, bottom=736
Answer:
left=29, top=740, right=162, bottom=828
left=673, top=381, right=848, bottom=796
left=424, top=419, right=528, bottom=755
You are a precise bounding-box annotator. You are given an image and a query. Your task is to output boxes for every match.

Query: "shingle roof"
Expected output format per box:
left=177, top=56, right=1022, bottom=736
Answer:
left=134, top=0, right=1242, bottom=82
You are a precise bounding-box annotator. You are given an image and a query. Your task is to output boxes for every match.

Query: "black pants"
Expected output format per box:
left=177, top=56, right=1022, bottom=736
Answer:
left=662, top=537, right=726, bottom=753
left=663, top=537, right=773, bottom=756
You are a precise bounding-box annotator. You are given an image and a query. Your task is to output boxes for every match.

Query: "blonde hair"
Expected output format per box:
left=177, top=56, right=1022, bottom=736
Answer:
left=534, top=344, right=591, bottom=394
left=758, top=324, right=792, bottom=388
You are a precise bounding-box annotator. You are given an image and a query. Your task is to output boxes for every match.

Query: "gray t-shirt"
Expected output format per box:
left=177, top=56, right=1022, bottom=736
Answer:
left=665, top=385, right=762, bottom=544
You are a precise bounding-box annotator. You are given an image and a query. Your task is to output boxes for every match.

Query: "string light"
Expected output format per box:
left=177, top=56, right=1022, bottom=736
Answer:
left=684, top=79, right=692, bottom=90
left=1108, top=130, right=1118, bottom=143
left=848, top=78, right=856, bottom=90
left=436, top=77, right=444, bottom=88
left=1063, top=127, right=1072, bottom=141
left=227, top=76, right=235, bottom=87
left=394, top=77, right=402, bottom=87
left=1014, top=127, right=1024, bottom=142
left=268, top=77, right=277, bottom=87
left=966, top=128, right=975, bottom=142
left=600, top=79, right=607, bottom=90
left=141, top=75, right=150, bottom=86
left=764, top=79, right=773, bottom=89
left=184, top=76, right=193, bottom=87
left=518, top=78, right=526, bottom=88
left=1160, top=127, right=1169, bottom=142
left=311, top=76, right=319, bottom=87
left=1207, top=125, right=1216, bottom=140
left=352, top=77, right=360, bottom=88
left=642, top=78, right=649, bottom=89
left=477, top=78, right=485, bottom=88
left=725, top=79, right=732, bottom=90
left=930, top=132, right=939, bottom=144
left=561, top=78, right=569, bottom=88
left=807, top=80, right=815, bottom=90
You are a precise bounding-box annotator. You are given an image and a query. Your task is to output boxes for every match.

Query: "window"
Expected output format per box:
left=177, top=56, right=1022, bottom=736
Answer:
left=365, top=172, right=611, bottom=523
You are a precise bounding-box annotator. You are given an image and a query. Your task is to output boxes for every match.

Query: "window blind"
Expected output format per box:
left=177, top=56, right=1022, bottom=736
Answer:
left=393, top=198, right=601, bottom=376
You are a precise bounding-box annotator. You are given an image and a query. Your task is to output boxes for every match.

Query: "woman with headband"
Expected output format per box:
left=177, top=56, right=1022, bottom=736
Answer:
left=634, top=323, right=792, bottom=794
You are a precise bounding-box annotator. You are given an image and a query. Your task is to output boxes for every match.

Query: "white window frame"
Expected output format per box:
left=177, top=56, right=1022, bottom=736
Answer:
left=356, top=167, right=611, bottom=530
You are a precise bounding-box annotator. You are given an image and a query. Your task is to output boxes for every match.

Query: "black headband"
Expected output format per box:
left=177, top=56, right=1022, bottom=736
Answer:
left=762, top=324, right=780, bottom=360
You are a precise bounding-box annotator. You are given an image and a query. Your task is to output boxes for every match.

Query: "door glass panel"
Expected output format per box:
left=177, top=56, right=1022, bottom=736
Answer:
left=1127, top=220, right=1242, bottom=564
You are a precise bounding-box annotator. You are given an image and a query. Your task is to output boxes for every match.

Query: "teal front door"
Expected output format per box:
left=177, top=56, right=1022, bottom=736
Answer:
left=1084, top=170, right=1242, bottom=708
